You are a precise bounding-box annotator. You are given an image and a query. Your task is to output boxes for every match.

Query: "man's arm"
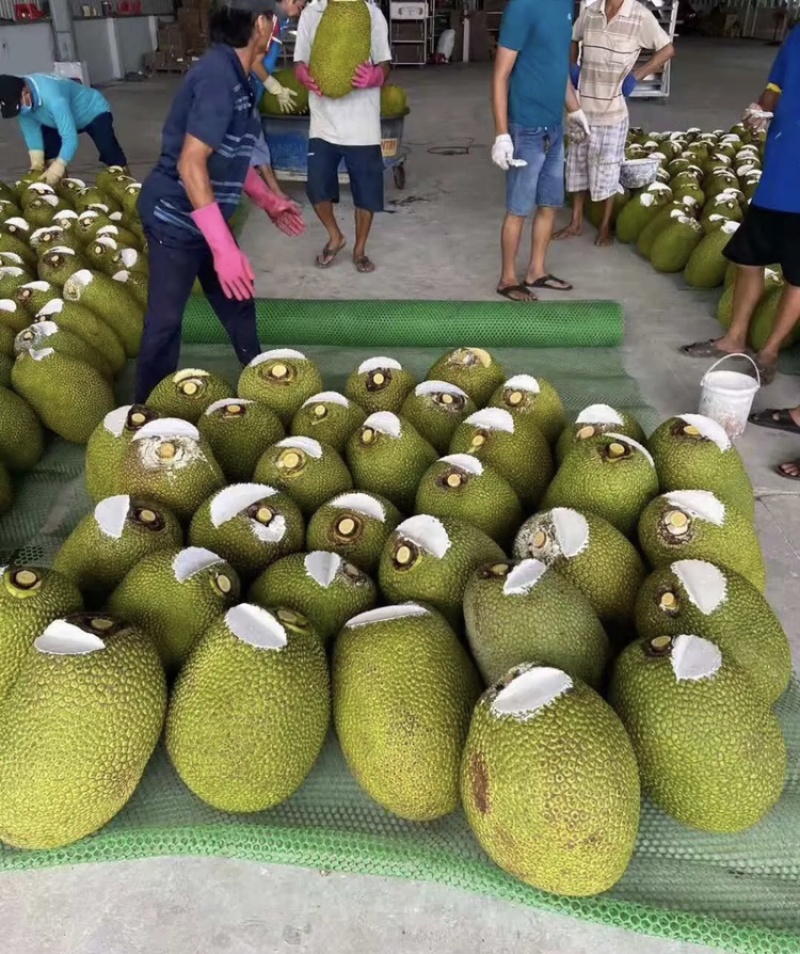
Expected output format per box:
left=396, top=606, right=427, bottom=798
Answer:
left=49, top=91, right=80, bottom=163
left=177, top=135, right=216, bottom=209
left=633, top=42, right=674, bottom=82
left=17, top=113, right=44, bottom=155
left=293, top=7, right=312, bottom=64
left=565, top=78, right=580, bottom=113
left=370, top=7, right=392, bottom=73
left=179, top=78, right=235, bottom=210
left=252, top=57, right=269, bottom=84
left=633, top=12, right=675, bottom=82
left=570, top=41, right=580, bottom=67
left=492, top=48, right=518, bottom=137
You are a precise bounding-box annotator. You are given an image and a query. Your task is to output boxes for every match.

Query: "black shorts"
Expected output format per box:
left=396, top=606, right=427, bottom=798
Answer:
left=723, top=204, right=800, bottom=287
left=306, top=138, right=384, bottom=213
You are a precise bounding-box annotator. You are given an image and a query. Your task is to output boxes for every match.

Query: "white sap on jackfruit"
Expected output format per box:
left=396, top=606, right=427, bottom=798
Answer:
left=491, top=666, right=573, bottom=719
left=394, top=514, right=451, bottom=558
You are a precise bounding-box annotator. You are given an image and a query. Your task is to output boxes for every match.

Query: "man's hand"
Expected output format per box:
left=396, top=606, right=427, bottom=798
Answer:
left=352, top=63, right=386, bottom=90
left=622, top=73, right=637, bottom=97
left=743, top=102, right=772, bottom=134
left=274, top=204, right=306, bottom=237
left=491, top=134, right=527, bottom=171
left=28, top=150, right=44, bottom=173
left=294, top=63, right=322, bottom=96
left=40, top=158, right=67, bottom=187
left=265, top=74, right=298, bottom=113
left=566, top=109, right=591, bottom=144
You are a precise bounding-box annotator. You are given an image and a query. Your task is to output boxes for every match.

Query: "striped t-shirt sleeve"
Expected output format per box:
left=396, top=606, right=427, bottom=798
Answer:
left=186, top=75, right=235, bottom=151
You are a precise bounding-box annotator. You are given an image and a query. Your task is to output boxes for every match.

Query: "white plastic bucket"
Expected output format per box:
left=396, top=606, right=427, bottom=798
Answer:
left=699, top=353, right=760, bottom=440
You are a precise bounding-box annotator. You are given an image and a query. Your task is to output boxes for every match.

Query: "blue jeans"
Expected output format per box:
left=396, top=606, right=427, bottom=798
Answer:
left=42, top=111, right=127, bottom=167
left=506, top=123, right=565, bottom=217
left=134, top=227, right=261, bottom=403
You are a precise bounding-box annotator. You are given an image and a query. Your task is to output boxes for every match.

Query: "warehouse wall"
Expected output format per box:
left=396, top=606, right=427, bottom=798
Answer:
left=0, top=22, right=56, bottom=74
left=74, top=15, right=162, bottom=84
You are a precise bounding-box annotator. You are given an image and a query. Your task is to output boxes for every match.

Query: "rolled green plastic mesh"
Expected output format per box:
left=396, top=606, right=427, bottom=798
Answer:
left=0, top=337, right=799, bottom=954
left=182, top=298, right=624, bottom=349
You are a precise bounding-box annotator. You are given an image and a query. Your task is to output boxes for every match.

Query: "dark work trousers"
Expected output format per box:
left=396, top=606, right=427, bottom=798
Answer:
left=133, top=229, right=262, bottom=403
left=41, top=111, right=128, bottom=167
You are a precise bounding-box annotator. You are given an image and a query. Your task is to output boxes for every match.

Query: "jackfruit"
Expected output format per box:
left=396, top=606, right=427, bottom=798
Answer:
left=486, top=374, right=565, bottom=443
left=634, top=560, right=790, bottom=704
left=749, top=279, right=797, bottom=352
left=379, top=514, right=505, bottom=628
left=83, top=235, right=119, bottom=273
left=648, top=413, right=754, bottom=519
left=0, top=385, right=44, bottom=472
left=85, top=404, right=160, bottom=503
left=610, top=633, right=786, bottom=832
left=111, top=268, right=148, bottom=308
left=0, top=612, right=165, bottom=850
left=684, top=221, right=739, bottom=288
left=108, top=546, right=240, bottom=672
left=345, top=357, right=418, bottom=415
left=74, top=208, right=113, bottom=241
left=0, top=266, right=31, bottom=300
left=380, top=84, right=409, bottom=117
left=14, top=279, right=59, bottom=316
left=15, top=320, right=115, bottom=379
left=636, top=202, right=694, bottom=258
left=25, top=195, right=68, bottom=229
left=308, top=0, right=372, bottom=99
left=188, top=483, right=305, bottom=580
left=0, top=299, right=28, bottom=333
left=115, top=418, right=225, bottom=521
left=0, top=323, right=13, bottom=357
left=11, top=346, right=115, bottom=444
left=29, top=225, right=81, bottom=256
left=0, top=354, right=11, bottom=388
left=53, top=496, right=184, bottom=604
left=426, top=347, right=506, bottom=406
left=333, top=603, right=481, bottom=820
left=111, top=246, right=148, bottom=277
left=611, top=189, right=667, bottom=244
left=32, top=298, right=126, bottom=375
left=62, top=269, right=143, bottom=357
left=638, top=490, right=765, bottom=592
left=260, top=67, right=310, bottom=115
left=238, top=349, right=324, bottom=425
left=464, top=560, right=609, bottom=687
left=345, top=411, right=437, bottom=512
left=587, top=190, right=628, bottom=229
left=399, top=380, right=476, bottom=453
left=37, top=246, right=87, bottom=287
left=198, top=397, right=284, bottom=482
left=556, top=404, right=646, bottom=464
left=305, top=490, right=402, bottom=572
left=0, top=565, right=83, bottom=701
left=449, top=408, right=552, bottom=510
left=96, top=166, right=137, bottom=203
left=514, top=507, right=645, bottom=632
left=415, top=453, right=522, bottom=547
left=145, top=368, right=233, bottom=423
left=0, top=220, right=36, bottom=268
left=291, top=390, right=366, bottom=452
left=650, top=215, right=704, bottom=272
left=461, top=663, right=640, bottom=896
left=254, top=436, right=353, bottom=515
left=250, top=550, right=377, bottom=644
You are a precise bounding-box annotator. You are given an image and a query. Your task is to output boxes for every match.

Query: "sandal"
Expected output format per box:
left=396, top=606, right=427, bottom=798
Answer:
left=353, top=255, right=375, bottom=274
left=749, top=408, right=800, bottom=434
left=527, top=273, right=573, bottom=291
left=680, top=339, right=750, bottom=359
left=776, top=459, right=800, bottom=481
left=315, top=240, right=346, bottom=269
left=497, top=284, right=536, bottom=302
left=750, top=356, right=778, bottom=386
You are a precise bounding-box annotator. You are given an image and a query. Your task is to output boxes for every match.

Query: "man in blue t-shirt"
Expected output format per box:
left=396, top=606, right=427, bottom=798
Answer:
left=491, top=0, right=589, bottom=301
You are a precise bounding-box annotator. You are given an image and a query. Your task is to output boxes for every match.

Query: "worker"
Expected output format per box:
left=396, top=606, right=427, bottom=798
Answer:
left=134, top=0, right=294, bottom=404
left=293, top=0, right=392, bottom=274
left=557, top=0, right=675, bottom=246
left=491, top=0, right=590, bottom=302
left=0, top=72, right=127, bottom=186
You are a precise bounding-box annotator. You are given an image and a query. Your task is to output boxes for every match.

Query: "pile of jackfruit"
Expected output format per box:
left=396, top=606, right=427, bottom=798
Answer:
left=0, top=166, right=148, bottom=516
left=595, top=123, right=794, bottom=353
left=0, top=346, right=792, bottom=901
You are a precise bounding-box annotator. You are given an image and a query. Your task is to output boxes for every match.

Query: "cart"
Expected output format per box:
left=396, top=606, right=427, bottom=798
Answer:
left=260, top=113, right=409, bottom=190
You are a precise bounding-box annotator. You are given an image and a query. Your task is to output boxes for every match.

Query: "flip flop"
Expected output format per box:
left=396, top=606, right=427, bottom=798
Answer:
left=527, top=273, right=573, bottom=291
left=353, top=255, right=375, bottom=274
left=497, top=284, right=536, bottom=302
left=679, top=339, right=748, bottom=358
left=776, top=459, right=800, bottom=481
left=315, top=240, right=346, bottom=269
left=750, top=356, right=778, bottom=386
left=749, top=408, right=800, bottom=434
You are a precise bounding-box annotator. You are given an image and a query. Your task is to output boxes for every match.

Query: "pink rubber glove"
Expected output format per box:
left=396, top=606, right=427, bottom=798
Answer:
left=352, top=63, right=386, bottom=90
left=295, top=63, right=322, bottom=96
left=243, top=168, right=306, bottom=237
left=191, top=202, right=255, bottom=301
left=274, top=207, right=306, bottom=237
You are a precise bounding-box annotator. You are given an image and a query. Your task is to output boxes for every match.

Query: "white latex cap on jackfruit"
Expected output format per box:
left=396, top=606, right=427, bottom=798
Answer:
left=132, top=418, right=199, bottom=442
left=362, top=411, right=401, bottom=438
left=551, top=508, right=590, bottom=557
left=648, top=182, right=672, bottom=192
left=249, top=348, right=306, bottom=366
left=328, top=492, right=386, bottom=521
left=44, top=246, right=76, bottom=257
left=172, top=367, right=209, bottom=383
left=676, top=413, right=732, bottom=451
left=28, top=347, right=54, bottom=361
left=205, top=397, right=254, bottom=415
left=0, top=253, right=23, bottom=264
left=5, top=217, right=29, bottom=231
left=22, top=280, right=50, bottom=292
left=503, top=374, right=541, bottom=393
left=640, top=192, right=656, bottom=208
left=172, top=547, right=225, bottom=582
left=439, top=453, right=483, bottom=475
left=275, top=436, right=323, bottom=459
left=94, top=495, right=131, bottom=539
left=53, top=209, right=78, bottom=222
left=464, top=408, right=514, bottom=433
left=115, top=249, right=139, bottom=269
left=31, top=226, right=64, bottom=240
left=606, top=432, right=655, bottom=468
left=0, top=299, right=15, bottom=313
left=102, top=405, right=133, bottom=437
left=27, top=320, right=57, bottom=338
left=575, top=404, right=624, bottom=426
left=346, top=603, right=429, bottom=628
left=670, top=633, right=722, bottom=681
left=0, top=266, right=24, bottom=279
left=672, top=560, right=728, bottom=614
left=491, top=666, right=573, bottom=720
left=395, top=514, right=451, bottom=558
left=503, top=559, right=547, bottom=595
left=664, top=490, right=725, bottom=526
left=35, top=298, right=64, bottom=318
left=227, top=604, right=287, bottom=650
left=302, top=391, right=350, bottom=408
left=65, top=269, right=96, bottom=292
left=414, top=380, right=468, bottom=398
left=305, top=551, right=343, bottom=588
left=91, top=235, right=117, bottom=250
left=358, top=356, right=402, bottom=373
left=720, top=221, right=740, bottom=235
left=209, top=483, right=279, bottom=527
left=35, top=619, right=105, bottom=655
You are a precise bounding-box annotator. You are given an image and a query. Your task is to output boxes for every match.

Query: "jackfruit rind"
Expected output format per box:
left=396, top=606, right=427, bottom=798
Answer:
left=85, top=404, right=161, bottom=504
left=146, top=368, right=235, bottom=423
left=344, top=356, right=417, bottom=415
left=33, top=298, right=127, bottom=376
left=305, top=490, right=402, bottom=572
left=555, top=404, right=646, bottom=464
left=0, top=612, right=166, bottom=850
left=426, top=347, right=506, bottom=406
left=291, top=390, right=366, bottom=452
left=62, top=269, right=143, bottom=357
left=260, top=67, right=310, bottom=115
left=610, top=633, right=787, bottom=833
left=237, top=349, right=324, bottom=425
left=461, top=663, right=640, bottom=896
left=308, top=0, right=372, bottom=100
left=198, top=397, right=285, bottom=482
left=253, top=436, right=353, bottom=515
left=399, top=381, right=477, bottom=454
left=380, top=84, right=409, bottom=117
left=0, top=385, right=44, bottom=472
left=333, top=603, right=481, bottom=820
left=15, top=320, right=115, bottom=380
left=166, top=603, right=329, bottom=812
left=486, top=374, right=566, bottom=444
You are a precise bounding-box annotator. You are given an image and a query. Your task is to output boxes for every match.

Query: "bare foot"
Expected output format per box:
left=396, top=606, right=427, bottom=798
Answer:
left=777, top=458, right=800, bottom=479
left=353, top=254, right=375, bottom=274
left=595, top=228, right=613, bottom=247
left=554, top=222, right=582, bottom=240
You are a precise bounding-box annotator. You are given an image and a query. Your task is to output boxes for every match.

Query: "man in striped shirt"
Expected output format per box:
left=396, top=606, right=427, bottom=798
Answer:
left=557, top=0, right=674, bottom=246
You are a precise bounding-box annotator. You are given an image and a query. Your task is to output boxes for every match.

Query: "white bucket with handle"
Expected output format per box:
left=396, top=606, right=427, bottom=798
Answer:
left=698, top=353, right=760, bottom=440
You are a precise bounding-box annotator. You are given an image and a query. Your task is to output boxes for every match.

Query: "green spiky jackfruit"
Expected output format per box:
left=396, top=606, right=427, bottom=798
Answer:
left=198, top=397, right=285, bottom=482
left=305, top=490, right=402, bottom=573
left=308, top=0, right=372, bottom=100
left=0, top=385, right=44, bottom=472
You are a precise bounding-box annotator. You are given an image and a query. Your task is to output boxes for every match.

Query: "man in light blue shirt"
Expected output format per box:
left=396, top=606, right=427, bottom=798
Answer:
left=0, top=73, right=127, bottom=186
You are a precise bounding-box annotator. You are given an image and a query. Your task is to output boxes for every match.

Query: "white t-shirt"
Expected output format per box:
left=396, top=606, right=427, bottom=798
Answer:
left=294, top=0, right=392, bottom=147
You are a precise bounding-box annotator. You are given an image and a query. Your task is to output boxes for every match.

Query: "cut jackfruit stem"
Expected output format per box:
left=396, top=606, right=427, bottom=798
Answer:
left=277, top=607, right=299, bottom=624
left=89, top=616, right=115, bottom=631
left=440, top=393, right=454, bottom=405
left=180, top=380, right=200, bottom=396
left=254, top=506, right=274, bottom=525
left=445, top=472, right=463, bottom=488
left=13, top=569, right=39, bottom=590
left=648, top=635, right=674, bottom=655
left=279, top=451, right=302, bottom=471
left=577, top=425, right=597, bottom=440
left=361, top=428, right=375, bottom=444
left=214, top=573, right=232, bottom=595
left=395, top=544, right=415, bottom=566
left=684, top=425, right=700, bottom=437
left=371, top=372, right=385, bottom=386
left=313, top=404, right=327, bottom=417
left=507, top=390, right=523, bottom=406
left=608, top=442, right=626, bottom=458
left=660, top=591, right=678, bottom=611
left=532, top=530, right=547, bottom=549
left=488, top=563, right=510, bottom=577
left=270, top=363, right=288, bottom=379
left=158, top=442, right=176, bottom=460
left=471, top=433, right=486, bottom=448
left=336, top=517, right=357, bottom=537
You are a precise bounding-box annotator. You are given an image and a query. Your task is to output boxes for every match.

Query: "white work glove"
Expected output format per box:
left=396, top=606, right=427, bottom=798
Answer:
left=265, top=74, right=297, bottom=114
left=742, top=102, right=772, bottom=135
left=566, top=108, right=591, bottom=144
left=491, top=134, right=527, bottom=171
left=28, top=149, right=45, bottom=173
left=40, top=158, right=67, bottom=187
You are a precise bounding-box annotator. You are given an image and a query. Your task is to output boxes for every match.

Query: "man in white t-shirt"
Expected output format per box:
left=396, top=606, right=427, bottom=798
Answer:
left=294, top=0, right=391, bottom=273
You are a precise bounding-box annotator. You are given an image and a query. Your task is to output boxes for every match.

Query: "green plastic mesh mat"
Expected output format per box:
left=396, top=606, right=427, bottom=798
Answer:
left=0, top=341, right=799, bottom=954
left=182, top=297, right=624, bottom=349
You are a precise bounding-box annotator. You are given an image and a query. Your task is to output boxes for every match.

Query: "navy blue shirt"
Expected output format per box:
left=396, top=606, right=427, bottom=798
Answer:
left=755, top=26, right=800, bottom=213
left=139, top=44, right=259, bottom=247
left=498, top=0, right=573, bottom=129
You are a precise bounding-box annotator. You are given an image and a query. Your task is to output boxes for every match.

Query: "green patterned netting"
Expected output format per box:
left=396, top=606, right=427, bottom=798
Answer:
left=0, top=307, right=798, bottom=954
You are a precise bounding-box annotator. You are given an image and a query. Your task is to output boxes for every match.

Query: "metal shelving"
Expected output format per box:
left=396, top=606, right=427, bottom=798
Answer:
left=389, top=0, right=431, bottom=66
left=628, top=0, right=679, bottom=100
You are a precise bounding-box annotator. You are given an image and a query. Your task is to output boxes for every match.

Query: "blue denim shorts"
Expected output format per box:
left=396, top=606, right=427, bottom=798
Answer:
left=506, top=123, right=565, bottom=217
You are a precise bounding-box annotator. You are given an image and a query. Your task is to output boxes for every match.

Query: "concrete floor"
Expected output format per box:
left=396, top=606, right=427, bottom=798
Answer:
left=0, top=36, right=798, bottom=954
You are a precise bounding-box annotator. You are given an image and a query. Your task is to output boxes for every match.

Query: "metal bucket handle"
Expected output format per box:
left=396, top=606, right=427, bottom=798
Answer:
left=701, top=352, right=761, bottom=389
